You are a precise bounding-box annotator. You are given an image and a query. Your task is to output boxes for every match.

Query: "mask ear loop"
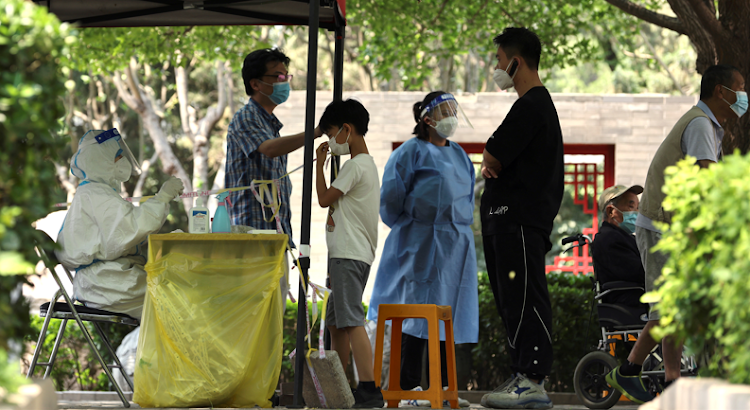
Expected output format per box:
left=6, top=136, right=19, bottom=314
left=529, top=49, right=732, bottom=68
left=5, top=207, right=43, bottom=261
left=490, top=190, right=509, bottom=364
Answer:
left=720, top=85, right=738, bottom=108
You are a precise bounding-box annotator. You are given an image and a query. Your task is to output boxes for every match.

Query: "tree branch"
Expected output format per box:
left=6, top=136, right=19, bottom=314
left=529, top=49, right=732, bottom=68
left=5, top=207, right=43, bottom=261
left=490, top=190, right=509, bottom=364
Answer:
left=604, top=0, right=688, bottom=35
left=133, top=151, right=159, bottom=199
left=685, top=0, right=730, bottom=41
left=86, top=78, right=97, bottom=129
left=496, top=4, right=523, bottom=28
left=164, top=92, right=179, bottom=111
left=143, top=85, right=166, bottom=118
left=73, top=110, right=91, bottom=123
left=198, top=61, right=228, bottom=137
left=112, top=70, right=144, bottom=112
left=126, top=57, right=145, bottom=108
left=639, top=30, right=685, bottom=95
left=465, top=0, right=490, bottom=28
left=175, top=65, right=195, bottom=141
left=416, top=0, right=450, bottom=38
left=54, top=162, right=77, bottom=198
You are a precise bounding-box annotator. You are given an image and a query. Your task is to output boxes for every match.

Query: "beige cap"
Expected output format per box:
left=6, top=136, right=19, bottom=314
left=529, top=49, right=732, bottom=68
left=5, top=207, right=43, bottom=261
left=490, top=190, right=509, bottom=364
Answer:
left=598, top=185, right=644, bottom=211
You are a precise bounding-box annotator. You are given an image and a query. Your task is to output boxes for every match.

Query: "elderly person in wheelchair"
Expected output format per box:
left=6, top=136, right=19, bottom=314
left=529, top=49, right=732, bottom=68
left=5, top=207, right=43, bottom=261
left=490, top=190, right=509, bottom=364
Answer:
left=590, top=184, right=646, bottom=308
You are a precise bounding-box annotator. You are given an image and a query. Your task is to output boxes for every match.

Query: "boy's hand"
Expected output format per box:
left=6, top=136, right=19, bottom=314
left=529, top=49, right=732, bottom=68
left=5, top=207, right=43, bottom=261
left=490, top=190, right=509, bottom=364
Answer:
left=316, top=142, right=329, bottom=163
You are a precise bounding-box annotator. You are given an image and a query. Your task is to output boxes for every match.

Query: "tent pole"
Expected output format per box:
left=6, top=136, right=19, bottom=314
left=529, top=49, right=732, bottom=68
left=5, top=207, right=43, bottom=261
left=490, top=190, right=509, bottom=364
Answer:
left=324, top=24, right=346, bottom=352
left=333, top=26, right=344, bottom=101
left=293, top=0, right=320, bottom=406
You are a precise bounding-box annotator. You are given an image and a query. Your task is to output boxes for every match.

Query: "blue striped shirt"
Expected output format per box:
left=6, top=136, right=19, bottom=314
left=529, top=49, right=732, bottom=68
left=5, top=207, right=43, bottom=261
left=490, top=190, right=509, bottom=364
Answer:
left=225, top=98, right=293, bottom=247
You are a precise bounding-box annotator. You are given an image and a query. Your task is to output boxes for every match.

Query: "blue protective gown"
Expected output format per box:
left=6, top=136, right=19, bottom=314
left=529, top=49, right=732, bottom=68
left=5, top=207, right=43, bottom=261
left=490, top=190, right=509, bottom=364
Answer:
left=367, top=138, right=478, bottom=344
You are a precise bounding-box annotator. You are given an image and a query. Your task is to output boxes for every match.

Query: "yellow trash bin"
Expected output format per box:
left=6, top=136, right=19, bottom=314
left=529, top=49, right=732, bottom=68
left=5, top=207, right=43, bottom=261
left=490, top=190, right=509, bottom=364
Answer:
left=133, top=233, right=287, bottom=408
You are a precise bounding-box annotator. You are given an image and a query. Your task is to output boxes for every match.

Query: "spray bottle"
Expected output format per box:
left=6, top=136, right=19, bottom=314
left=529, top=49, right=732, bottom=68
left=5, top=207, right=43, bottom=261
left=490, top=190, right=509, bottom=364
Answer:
left=188, top=197, right=210, bottom=234
left=212, top=191, right=232, bottom=233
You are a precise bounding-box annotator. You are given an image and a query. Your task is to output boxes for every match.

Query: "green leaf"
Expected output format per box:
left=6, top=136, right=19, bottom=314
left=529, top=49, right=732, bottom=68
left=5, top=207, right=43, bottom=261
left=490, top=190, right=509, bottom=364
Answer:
left=0, top=251, right=34, bottom=275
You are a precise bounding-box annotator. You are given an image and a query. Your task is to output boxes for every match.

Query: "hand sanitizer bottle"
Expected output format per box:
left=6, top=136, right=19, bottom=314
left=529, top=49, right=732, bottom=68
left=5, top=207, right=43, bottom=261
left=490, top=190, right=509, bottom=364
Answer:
left=188, top=197, right=210, bottom=234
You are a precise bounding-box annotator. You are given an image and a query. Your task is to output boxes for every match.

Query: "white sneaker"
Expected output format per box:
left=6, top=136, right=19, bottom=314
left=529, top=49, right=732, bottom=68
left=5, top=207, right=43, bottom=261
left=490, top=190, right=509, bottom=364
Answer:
left=441, top=386, right=470, bottom=407
left=483, top=373, right=553, bottom=409
left=398, top=386, right=470, bottom=408
left=400, top=386, right=423, bottom=407
left=481, top=374, right=519, bottom=407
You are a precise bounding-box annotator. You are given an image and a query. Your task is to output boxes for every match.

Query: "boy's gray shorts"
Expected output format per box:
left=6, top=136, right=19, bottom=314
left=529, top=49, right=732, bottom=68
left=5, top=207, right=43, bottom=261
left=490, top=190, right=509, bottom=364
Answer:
left=326, top=258, right=371, bottom=329
left=635, top=226, right=668, bottom=320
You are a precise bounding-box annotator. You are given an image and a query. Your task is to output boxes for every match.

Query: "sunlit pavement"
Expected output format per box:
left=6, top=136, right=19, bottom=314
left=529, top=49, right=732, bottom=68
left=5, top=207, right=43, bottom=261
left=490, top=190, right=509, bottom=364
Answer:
left=57, top=400, right=641, bottom=409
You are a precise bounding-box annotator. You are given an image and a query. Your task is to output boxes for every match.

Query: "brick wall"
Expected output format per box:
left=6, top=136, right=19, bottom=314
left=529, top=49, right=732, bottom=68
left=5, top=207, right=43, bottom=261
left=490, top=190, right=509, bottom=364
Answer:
left=272, top=91, right=698, bottom=301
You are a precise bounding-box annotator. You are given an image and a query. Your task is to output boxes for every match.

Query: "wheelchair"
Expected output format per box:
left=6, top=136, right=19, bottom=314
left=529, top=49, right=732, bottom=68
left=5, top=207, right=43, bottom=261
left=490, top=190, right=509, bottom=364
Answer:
left=562, top=233, right=697, bottom=409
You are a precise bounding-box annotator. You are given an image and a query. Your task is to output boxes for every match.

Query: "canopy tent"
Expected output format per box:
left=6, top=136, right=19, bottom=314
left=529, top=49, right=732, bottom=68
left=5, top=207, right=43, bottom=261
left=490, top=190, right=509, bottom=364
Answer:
left=35, top=0, right=345, bottom=29
left=35, top=0, right=346, bottom=406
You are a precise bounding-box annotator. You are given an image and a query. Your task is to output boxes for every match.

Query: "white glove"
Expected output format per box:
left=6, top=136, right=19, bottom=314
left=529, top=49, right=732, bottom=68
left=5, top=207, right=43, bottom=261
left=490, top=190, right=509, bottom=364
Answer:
left=155, top=176, right=184, bottom=204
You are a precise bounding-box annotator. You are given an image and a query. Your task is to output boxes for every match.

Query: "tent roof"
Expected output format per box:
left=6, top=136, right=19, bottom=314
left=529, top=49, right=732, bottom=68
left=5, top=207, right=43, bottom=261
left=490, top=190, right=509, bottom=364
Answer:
left=33, top=0, right=345, bottom=30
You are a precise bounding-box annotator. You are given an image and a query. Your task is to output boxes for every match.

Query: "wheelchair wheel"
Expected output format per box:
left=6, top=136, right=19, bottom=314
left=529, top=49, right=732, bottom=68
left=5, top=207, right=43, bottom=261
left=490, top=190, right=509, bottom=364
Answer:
left=574, top=350, right=622, bottom=409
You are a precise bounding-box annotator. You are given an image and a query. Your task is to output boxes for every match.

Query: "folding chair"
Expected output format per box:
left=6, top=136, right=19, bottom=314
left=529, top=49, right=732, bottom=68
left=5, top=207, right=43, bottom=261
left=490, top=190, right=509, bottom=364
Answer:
left=27, top=231, right=139, bottom=408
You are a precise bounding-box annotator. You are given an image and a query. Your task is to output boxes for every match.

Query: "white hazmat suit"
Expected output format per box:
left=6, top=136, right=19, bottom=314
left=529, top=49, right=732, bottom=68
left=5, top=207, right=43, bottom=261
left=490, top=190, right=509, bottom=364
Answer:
left=56, top=129, right=184, bottom=319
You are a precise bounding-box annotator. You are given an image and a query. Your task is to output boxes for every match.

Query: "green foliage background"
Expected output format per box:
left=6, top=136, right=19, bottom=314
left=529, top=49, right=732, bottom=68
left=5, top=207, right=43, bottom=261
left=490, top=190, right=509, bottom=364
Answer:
left=473, top=272, right=600, bottom=392
left=278, top=273, right=599, bottom=392
left=346, top=0, right=624, bottom=90
left=65, top=25, right=269, bottom=75
left=0, top=0, right=72, bottom=354
left=0, top=0, right=71, bottom=396
left=25, top=316, right=133, bottom=391
left=649, top=153, right=750, bottom=384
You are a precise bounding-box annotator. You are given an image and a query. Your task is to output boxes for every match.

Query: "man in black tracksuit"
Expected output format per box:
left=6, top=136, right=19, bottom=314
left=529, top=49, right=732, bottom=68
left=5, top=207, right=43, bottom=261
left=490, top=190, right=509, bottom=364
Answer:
left=479, top=27, right=563, bottom=410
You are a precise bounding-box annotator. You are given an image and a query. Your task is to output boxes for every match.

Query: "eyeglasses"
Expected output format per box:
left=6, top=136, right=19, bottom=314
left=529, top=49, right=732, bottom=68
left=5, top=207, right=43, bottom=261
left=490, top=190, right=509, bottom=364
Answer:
left=262, top=74, right=293, bottom=83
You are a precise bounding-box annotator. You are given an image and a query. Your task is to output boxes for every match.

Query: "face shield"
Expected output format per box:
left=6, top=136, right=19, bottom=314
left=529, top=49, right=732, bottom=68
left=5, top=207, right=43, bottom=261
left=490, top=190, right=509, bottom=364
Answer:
left=420, top=93, right=473, bottom=130
left=78, top=129, right=141, bottom=176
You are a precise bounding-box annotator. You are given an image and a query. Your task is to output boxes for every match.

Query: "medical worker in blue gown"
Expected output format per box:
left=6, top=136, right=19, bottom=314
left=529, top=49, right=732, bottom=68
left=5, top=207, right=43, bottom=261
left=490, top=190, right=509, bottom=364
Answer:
left=367, top=92, right=478, bottom=403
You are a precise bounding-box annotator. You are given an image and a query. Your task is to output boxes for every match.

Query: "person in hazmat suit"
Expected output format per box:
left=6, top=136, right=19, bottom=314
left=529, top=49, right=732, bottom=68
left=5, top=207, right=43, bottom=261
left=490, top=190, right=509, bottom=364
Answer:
left=366, top=92, right=478, bottom=406
left=56, top=128, right=184, bottom=319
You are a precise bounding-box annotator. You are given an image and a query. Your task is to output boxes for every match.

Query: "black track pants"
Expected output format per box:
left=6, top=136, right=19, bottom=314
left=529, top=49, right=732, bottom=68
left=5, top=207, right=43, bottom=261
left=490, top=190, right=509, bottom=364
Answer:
left=483, top=225, right=553, bottom=379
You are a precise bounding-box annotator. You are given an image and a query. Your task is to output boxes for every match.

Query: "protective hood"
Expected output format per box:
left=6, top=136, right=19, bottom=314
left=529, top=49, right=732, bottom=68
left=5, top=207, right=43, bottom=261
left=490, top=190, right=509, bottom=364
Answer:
left=71, top=129, right=133, bottom=190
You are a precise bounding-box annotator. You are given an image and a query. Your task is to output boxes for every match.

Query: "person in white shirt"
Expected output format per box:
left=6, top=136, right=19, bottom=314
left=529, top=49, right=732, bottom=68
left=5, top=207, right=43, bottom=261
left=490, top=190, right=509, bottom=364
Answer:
left=315, top=99, right=383, bottom=409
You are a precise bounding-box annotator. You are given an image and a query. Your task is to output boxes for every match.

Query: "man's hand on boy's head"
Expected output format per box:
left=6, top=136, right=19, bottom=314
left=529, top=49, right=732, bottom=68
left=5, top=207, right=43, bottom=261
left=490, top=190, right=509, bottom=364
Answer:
left=316, top=142, right=329, bottom=164
left=314, top=126, right=323, bottom=138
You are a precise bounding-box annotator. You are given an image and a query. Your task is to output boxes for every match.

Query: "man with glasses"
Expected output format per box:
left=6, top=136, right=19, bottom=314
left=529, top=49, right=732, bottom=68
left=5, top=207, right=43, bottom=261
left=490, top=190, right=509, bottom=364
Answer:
left=225, top=48, right=323, bottom=308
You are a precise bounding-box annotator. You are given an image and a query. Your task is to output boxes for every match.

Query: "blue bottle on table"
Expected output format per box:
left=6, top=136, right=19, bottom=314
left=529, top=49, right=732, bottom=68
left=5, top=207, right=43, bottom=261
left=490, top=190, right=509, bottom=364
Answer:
left=212, top=191, right=232, bottom=233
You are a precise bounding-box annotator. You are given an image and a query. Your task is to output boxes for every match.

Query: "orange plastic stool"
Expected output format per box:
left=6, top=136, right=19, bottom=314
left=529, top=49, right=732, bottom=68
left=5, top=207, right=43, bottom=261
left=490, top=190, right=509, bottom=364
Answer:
left=373, top=304, right=459, bottom=409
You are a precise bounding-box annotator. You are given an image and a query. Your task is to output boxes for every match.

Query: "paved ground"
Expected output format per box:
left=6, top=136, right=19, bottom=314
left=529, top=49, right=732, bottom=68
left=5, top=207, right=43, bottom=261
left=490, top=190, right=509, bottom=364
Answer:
left=57, top=401, right=641, bottom=409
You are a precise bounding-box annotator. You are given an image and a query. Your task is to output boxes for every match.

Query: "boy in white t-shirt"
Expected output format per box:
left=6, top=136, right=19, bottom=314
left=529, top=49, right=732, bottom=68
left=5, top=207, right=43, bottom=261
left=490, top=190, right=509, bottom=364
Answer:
left=315, top=99, right=382, bottom=408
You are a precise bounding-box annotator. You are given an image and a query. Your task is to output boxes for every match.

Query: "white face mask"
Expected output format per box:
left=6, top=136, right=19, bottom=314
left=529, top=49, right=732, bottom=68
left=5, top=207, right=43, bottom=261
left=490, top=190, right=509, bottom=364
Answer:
left=430, top=116, right=459, bottom=138
left=114, top=159, right=132, bottom=182
left=493, top=59, right=518, bottom=90
left=328, top=127, right=351, bottom=156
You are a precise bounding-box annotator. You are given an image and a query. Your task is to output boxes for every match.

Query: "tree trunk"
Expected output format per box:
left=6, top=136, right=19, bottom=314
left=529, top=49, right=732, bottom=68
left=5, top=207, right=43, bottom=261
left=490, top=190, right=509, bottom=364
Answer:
left=605, top=0, right=750, bottom=153
left=111, top=61, right=193, bottom=211
left=193, top=61, right=228, bottom=192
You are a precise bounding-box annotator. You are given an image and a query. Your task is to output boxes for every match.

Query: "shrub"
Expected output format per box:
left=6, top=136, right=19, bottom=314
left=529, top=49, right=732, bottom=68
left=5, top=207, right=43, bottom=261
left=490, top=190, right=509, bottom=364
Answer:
left=29, top=276, right=598, bottom=392
left=279, top=299, right=366, bottom=385
left=472, top=271, right=600, bottom=392
left=0, top=0, right=73, bottom=354
left=280, top=300, right=325, bottom=385
left=24, top=315, right=132, bottom=391
left=648, top=153, right=750, bottom=383
left=280, top=274, right=599, bottom=392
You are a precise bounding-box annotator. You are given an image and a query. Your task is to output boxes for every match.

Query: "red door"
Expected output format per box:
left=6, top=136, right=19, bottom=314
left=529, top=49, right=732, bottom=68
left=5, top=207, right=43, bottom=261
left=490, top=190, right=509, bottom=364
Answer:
left=546, top=144, right=615, bottom=275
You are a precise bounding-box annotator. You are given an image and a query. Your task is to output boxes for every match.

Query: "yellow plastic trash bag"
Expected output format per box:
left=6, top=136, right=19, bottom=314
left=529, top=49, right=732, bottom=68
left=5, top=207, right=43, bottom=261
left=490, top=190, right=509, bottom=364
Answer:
left=133, top=233, right=286, bottom=408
